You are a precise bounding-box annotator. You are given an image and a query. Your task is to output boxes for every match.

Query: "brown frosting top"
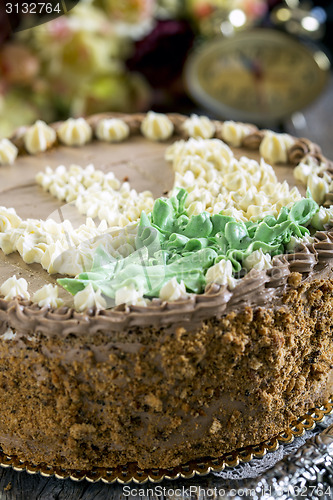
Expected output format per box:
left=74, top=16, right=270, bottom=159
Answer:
left=1, top=112, right=333, bottom=334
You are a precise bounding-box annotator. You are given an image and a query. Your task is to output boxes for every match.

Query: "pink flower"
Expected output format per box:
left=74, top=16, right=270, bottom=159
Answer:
left=243, top=0, right=268, bottom=20
left=46, top=17, right=72, bottom=40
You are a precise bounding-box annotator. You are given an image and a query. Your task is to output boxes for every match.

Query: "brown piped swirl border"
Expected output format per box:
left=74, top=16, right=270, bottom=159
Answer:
left=0, top=230, right=333, bottom=336
left=1, top=112, right=333, bottom=333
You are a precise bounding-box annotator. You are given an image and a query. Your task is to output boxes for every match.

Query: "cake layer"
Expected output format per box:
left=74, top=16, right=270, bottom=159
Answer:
left=0, top=112, right=332, bottom=470
left=0, top=274, right=332, bottom=469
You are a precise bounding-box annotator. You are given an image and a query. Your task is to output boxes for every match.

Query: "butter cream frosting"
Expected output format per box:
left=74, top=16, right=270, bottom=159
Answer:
left=24, top=120, right=56, bottom=154
left=0, top=276, right=30, bottom=301
left=182, top=114, right=215, bottom=139
left=95, top=118, right=130, bottom=143
left=32, top=284, right=64, bottom=309
left=141, top=111, right=174, bottom=141
left=0, top=138, right=18, bottom=165
left=260, top=132, right=295, bottom=165
left=57, top=118, right=92, bottom=146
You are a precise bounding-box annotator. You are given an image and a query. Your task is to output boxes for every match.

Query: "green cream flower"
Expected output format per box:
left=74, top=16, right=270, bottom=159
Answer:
left=59, top=188, right=319, bottom=301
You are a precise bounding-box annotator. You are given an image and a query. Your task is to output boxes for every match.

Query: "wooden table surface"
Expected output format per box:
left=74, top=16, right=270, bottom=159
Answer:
left=0, top=468, right=239, bottom=500
left=1, top=76, right=332, bottom=500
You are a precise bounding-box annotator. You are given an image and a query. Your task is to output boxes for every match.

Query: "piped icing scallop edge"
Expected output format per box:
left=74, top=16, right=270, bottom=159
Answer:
left=0, top=229, right=333, bottom=335
left=3, top=110, right=332, bottom=174
left=0, top=112, right=333, bottom=326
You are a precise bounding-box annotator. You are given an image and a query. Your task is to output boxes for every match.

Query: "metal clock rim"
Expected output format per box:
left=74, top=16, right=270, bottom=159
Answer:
left=185, top=28, right=330, bottom=125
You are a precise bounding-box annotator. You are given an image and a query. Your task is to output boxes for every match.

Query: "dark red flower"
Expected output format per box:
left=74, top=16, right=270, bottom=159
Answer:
left=126, top=19, right=194, bottom=88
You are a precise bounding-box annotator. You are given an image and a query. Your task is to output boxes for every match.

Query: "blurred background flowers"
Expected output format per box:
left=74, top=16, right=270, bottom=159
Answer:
left=1, top=0, right=332, bottom=138
left=0, top=0, right=270, bottom=136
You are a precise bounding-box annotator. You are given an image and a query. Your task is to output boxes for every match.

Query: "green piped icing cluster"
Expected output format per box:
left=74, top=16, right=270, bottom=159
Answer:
left=58, top=189, right=319, bottom=299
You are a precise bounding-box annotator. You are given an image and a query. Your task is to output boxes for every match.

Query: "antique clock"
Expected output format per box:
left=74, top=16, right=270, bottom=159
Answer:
left=185, top=29, right=330, bottom=125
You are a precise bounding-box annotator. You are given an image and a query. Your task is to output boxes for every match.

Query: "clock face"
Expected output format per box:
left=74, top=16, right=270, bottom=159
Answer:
left=185, top=29, right=330, bottom=124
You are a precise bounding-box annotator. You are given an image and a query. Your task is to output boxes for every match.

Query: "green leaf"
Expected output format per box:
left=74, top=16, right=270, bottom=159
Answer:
left=225, top=221, right=248, bottom=249
left=211, top=214, right=234, bottom=236
left=181, top=212, right=213, bottom=238
left=277, top=206, right=289, bottom=224
left=57, top=278, right=86, bottom=295
left=174, top=187, right=188, bottom=215
left=92, top=246, right=116, bottom=272
left=184, top=238, right=209, bottom=252
left=163, top=233, right=189, bottom=252
left=289, top=198, right=318, bottom=226
left=152, top=199, right=174, bottom=232
left=262, top=215, right=277, bottom=227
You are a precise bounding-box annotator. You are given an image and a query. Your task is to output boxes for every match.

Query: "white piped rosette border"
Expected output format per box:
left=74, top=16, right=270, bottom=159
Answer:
left=0, top=112, right=333, bottom=312
left=0, top=111, right=313, bottom=161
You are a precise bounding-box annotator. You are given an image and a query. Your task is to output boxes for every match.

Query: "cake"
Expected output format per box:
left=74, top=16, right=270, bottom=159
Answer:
left=0, top=112, right=332, bottom=472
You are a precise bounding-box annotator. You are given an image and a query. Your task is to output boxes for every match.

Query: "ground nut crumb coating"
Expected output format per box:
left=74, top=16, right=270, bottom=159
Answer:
left=0, top=274, right=332, bottom=470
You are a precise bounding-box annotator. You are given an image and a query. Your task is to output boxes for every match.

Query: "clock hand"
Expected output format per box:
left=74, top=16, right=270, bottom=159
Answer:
left=246, top=58, right=268, bottom=112
left=239, top=53, right=263, bottom=79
